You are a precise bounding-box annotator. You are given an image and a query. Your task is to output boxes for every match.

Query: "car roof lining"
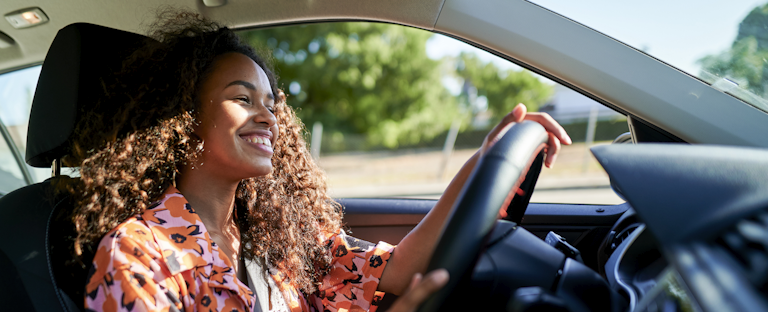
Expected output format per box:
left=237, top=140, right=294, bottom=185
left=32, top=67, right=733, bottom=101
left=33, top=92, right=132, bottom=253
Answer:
left=0, top=0, right=447, bottom=71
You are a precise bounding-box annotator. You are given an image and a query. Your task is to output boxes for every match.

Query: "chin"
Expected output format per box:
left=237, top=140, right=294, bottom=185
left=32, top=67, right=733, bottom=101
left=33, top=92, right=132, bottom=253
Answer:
left=244, top=165, right=273, bottom=179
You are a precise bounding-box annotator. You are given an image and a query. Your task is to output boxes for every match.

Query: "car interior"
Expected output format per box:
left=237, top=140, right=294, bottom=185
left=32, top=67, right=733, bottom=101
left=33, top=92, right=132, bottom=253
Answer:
left=2, top=1, right=768, bottom=312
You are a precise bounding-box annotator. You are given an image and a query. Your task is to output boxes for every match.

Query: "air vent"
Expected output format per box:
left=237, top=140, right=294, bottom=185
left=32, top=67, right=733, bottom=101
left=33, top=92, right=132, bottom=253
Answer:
left=715, top=213, right=768, bottom=294
left=609, top=223, right=640, bottom=251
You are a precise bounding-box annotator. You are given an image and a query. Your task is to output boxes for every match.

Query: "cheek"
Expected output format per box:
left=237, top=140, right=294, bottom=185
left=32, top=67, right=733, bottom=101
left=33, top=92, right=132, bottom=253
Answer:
left=271, top=124, right=280, bottom=143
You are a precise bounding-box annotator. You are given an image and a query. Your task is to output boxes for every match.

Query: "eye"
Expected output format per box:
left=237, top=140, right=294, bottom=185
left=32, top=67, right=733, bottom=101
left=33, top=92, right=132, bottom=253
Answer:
left=266, top=106, right=275, bottom=114
left=235, top=96, right=251, bottom=105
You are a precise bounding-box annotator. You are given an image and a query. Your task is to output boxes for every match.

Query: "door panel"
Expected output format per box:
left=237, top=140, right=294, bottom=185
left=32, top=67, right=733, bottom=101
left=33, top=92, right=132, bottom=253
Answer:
left=340, top=198, right=629, bottom=270
left=339, top=198, right=431, bottom=245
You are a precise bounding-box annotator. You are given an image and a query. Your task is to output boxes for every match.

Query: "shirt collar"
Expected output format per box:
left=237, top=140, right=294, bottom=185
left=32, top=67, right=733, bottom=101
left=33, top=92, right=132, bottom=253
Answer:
left=141, top=186, right=255, bottom=309
left=140, top=186, right=215, bottom=274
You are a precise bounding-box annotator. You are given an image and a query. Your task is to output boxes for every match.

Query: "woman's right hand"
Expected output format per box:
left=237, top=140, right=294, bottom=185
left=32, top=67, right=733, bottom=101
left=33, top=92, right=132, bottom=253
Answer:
left=480, top=103, right=571, bottom=168
left=387, top=269, right=449, bottom=312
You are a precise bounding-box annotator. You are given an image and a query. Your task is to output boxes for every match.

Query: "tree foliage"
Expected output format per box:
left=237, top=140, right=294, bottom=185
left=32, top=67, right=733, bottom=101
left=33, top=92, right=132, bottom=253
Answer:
left=456, top=53, right=553, bottom=117
left=699, top=4, right=768, bottom=97
left=239, top=23, right=553, bottom=149
left=240, top=23, right=458, bottom=148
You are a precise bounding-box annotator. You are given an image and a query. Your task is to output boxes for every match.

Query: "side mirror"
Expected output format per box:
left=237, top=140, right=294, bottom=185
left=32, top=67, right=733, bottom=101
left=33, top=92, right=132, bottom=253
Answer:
left=612, top=132, right=633, bottom=144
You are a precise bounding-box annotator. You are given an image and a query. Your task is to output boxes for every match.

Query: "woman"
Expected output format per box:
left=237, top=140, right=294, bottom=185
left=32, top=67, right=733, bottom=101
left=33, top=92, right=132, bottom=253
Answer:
left=75, top=11, right=571, bottom=312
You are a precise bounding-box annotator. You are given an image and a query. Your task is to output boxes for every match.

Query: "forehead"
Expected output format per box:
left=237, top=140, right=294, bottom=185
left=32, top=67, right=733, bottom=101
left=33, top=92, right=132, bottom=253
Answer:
left=206, top=52, right=272, bottom=91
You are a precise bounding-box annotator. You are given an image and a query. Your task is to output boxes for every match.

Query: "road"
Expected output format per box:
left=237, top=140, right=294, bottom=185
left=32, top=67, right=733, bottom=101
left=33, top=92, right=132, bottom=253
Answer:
left=318, top=142, right=625, bottom=205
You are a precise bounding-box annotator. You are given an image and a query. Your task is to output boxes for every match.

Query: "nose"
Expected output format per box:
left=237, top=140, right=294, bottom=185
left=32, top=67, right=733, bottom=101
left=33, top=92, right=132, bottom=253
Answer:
left=252, top=101, right=276, bottom=127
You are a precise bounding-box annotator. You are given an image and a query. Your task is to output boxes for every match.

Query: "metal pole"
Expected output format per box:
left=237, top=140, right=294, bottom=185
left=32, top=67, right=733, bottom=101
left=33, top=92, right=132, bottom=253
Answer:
left=438, top=119, right=461, bottom=180
left=311, top=121, right=323, bottom=161
left=582, top=105, right=598, bottom=172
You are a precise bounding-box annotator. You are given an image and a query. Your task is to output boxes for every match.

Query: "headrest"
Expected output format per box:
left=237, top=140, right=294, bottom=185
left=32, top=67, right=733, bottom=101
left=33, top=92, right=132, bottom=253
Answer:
left=25, top=23, right=155, bottom=167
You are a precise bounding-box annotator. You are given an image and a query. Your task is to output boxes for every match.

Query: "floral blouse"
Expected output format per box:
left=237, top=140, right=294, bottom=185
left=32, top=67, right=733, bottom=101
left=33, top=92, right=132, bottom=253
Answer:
left=84, top=186, right=395, bottom=312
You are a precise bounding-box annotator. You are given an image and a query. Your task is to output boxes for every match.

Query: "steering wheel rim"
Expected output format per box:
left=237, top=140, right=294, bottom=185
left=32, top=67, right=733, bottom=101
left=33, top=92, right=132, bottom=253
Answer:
left=417, top=120, right=549, bottom=312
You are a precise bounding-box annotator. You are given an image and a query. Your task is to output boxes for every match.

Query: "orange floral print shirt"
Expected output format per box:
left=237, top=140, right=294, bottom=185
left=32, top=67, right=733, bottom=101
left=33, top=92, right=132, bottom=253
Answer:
left=84, top=186, right=395, bottom=312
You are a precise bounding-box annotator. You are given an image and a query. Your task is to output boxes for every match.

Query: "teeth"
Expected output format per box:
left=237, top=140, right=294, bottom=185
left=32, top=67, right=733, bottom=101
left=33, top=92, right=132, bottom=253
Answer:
left=243, top=136, right=271, bottom=147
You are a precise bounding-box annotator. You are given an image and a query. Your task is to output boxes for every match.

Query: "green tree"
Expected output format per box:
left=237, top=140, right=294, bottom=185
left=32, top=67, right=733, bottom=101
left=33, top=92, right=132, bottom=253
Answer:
left=699, top=4, right=768, bottom=96
left=455, top=53, right=553, bottom=118
left=239, top=23, right=554, bottom=149
left=239, top=23, right=459, bottom=148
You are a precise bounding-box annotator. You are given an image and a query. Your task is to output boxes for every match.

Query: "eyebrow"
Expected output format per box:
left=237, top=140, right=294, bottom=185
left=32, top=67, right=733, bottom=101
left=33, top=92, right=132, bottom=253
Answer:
left=226, top=80, right=256, bottom=90
left=225, top=80, right=275, bottom=100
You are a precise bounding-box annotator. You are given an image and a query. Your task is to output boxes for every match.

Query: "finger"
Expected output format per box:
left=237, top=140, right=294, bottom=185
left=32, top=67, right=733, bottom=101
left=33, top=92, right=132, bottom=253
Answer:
left=545, top=132, right=561, bottom=168
left=408, top=273, right=423, bottom=291
left=482, top=104, right=528, bottom=154
left=511, top=103, right=527, bottom=123
left=524, top=112, right=572, bottom=145
left=406, top=270, right=449, bottom=303
left=390, top=270, right=449, bottom=311
left=485, top=112, right=517, bottom=147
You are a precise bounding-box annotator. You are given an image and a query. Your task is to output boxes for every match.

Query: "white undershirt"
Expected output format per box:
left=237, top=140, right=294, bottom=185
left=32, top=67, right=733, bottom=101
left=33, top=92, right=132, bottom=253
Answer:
left=245, top=257, right=288, bottom=312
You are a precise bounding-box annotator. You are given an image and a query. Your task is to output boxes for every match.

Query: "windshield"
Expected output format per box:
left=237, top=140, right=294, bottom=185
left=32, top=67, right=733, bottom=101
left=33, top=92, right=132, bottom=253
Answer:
left=528, top=0, right=768, bottom=113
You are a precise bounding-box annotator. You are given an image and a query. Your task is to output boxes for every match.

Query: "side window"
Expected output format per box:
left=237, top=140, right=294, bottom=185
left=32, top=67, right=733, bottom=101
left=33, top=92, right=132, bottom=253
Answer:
left=239, top=23, right=628, bottom=205
left=0, top=128, right=26, bottom=194
left=0, top=65, right=49, bottom=188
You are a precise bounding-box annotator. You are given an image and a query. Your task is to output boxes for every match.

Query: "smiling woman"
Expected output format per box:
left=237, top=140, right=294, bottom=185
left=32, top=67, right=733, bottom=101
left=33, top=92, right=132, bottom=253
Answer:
left=189, top=52, right=279, bottom=183
left=58, top=7, right=574, bottom=311
left=61, top=12, right=355, bottom=312
left=63, top=10, right=479, bottom=312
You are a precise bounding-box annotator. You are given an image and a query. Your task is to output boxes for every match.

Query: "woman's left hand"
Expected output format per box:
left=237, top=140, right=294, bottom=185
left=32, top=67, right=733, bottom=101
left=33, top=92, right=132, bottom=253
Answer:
left=386, top=269, right=449, bottom=312
left=480, top=103, right=572, bottom=168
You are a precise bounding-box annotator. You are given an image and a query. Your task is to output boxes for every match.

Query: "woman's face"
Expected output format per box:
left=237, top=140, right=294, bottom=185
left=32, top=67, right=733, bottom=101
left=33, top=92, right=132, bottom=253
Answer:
left=193, top=52, right=279, bottom=182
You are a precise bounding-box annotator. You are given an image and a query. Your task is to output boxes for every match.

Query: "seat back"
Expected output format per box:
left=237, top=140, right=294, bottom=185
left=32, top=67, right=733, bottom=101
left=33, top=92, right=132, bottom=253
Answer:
left=0, top=23, right=155, bottom=312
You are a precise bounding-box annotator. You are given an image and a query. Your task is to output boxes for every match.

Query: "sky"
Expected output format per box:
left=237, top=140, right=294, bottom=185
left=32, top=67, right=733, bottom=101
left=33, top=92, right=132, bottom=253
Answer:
left=426, top=0, right=767, bottom=78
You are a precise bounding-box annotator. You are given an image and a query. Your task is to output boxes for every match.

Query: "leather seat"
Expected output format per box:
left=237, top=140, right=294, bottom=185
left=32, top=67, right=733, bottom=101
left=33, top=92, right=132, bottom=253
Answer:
left=0, top=23, right=155, bottom=312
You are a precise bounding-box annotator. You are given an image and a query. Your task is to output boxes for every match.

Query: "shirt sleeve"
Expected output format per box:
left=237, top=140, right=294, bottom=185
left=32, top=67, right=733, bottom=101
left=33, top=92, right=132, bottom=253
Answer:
left=310, top=231, right=395, bottom=312
left=84, top=221, right=183, bottom=312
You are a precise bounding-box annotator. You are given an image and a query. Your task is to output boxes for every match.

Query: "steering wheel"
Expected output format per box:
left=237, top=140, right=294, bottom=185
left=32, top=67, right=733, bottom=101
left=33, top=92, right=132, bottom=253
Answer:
left=417, top=120, right=549, bottom=312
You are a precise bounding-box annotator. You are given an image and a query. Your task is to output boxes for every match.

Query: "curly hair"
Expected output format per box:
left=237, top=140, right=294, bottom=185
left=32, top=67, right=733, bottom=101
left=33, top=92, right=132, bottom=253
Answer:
left=65, top=10, right=342, bottom=293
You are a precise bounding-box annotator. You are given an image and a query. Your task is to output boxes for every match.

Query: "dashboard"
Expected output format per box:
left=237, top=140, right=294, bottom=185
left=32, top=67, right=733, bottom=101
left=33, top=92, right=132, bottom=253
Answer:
left=593, top=144, right=768, bottom=312
left=605, top=217, right=700, bottom=311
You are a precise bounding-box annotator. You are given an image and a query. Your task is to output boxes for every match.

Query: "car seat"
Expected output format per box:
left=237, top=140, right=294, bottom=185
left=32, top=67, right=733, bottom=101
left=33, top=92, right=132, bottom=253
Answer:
left=0, top=23, right=156, bottom=312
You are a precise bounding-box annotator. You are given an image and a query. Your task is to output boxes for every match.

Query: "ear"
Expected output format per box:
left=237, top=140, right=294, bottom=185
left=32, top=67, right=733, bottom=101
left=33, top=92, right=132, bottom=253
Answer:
left=189, top=132, right=205, bottom=153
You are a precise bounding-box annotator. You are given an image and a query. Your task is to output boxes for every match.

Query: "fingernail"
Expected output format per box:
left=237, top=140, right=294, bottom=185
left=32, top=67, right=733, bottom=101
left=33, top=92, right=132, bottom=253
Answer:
left=433, top=269, right=449, bottom=283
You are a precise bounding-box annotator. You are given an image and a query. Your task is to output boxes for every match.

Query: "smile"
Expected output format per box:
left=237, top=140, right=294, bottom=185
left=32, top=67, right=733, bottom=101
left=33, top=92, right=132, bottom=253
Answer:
left=240, top=135, right=272, bottom=147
